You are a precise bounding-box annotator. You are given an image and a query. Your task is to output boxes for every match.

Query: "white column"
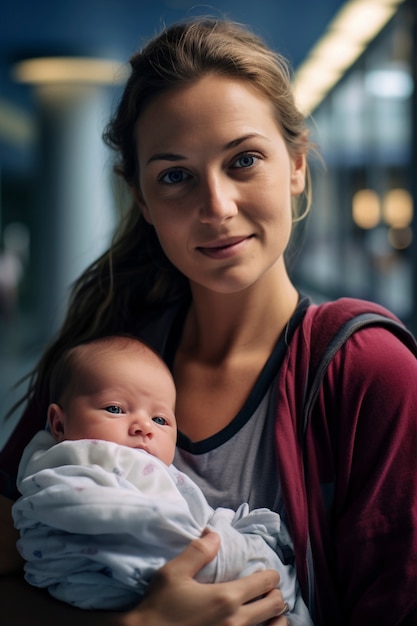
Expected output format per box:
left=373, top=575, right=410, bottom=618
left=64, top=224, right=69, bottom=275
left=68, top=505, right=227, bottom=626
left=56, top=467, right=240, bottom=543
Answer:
left=32, top=83, right=116, bottom=339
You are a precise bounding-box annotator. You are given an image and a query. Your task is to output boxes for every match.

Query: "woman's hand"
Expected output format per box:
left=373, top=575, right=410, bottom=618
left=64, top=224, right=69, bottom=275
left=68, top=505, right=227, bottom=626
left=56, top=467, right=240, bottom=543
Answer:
left=266, top=614, right=289, bottom=626
left=126, top=530, right=287, bottom=626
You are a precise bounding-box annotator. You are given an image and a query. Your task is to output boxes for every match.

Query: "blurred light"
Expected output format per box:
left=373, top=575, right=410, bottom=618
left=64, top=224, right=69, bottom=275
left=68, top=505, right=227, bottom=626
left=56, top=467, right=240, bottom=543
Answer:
left=352, top=189, right=381, bottom=229
left=382, top=188, right=413, bottom=228
left=13, top=57, right=128, bottom=86
left=292, top=61, right=344, bottom=112
left=0, top=98, right=34, bottom=144
left=388, top=226, right=413, bottom=249
left=365, top=64, right=413, bottom=98
left=4, top=222, right=30, bottom=257
left=293, top=0, right=406, bottom=114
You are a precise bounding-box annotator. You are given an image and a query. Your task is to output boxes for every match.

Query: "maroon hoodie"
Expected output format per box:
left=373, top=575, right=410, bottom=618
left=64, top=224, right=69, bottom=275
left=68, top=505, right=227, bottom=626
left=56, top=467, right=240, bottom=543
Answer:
left=275, top=299, right=417, bottom=625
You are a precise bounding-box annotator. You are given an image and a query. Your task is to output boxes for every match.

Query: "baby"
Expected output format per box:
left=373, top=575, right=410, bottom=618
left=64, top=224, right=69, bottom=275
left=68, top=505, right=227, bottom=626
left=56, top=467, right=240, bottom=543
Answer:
left=12, top=335, right=312, bottom=625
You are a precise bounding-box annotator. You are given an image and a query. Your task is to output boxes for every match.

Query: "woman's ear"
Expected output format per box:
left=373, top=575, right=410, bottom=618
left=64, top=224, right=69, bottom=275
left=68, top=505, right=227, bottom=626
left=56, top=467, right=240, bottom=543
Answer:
left=290, top=152, right=307, bottom=196
left=133, top=186, right=153, bottom=225
left=47, top=403, right=66, bottom=442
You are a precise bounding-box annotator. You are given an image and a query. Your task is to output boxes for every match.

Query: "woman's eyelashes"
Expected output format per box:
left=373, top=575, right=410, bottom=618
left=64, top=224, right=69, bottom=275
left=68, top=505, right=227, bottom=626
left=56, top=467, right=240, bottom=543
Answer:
left=157, top=152, right=261, bottom=185
left=158, top=168, right=190, bottom=185
left=231, top=152, right=260, bottom=169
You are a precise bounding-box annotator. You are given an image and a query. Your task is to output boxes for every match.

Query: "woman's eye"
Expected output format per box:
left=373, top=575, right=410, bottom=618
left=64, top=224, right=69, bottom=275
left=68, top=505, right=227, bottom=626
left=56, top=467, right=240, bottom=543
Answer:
left=105, top=406, right=122, bottom=414
left=159, top=169, right=189, bottom=184
left=152, top=416, right=167, bottom=425
left=232, top=154, right=258, bottom=169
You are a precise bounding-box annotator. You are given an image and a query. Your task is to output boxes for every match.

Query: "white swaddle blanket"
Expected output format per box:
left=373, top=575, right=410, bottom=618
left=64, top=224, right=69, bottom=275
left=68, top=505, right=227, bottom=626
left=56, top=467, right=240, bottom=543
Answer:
left=12, top=431, right=312, bottom=624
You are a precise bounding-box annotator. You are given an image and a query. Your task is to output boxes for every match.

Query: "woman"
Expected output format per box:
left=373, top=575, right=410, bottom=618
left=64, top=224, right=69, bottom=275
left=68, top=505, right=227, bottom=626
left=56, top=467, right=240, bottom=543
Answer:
left=1, top=17, right=416, bottom=626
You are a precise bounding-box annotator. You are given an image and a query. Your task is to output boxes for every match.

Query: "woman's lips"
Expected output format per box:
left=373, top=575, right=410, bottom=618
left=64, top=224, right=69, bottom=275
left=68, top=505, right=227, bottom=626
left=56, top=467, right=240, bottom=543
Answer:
left=197, top=235, right=254, bottom=260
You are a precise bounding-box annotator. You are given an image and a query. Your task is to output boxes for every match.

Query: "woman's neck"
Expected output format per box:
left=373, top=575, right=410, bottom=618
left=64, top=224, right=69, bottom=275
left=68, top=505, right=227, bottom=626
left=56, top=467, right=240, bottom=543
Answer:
left=181, top=270, right=299, bottom=364
left=172, top=264, right=299, bottom=440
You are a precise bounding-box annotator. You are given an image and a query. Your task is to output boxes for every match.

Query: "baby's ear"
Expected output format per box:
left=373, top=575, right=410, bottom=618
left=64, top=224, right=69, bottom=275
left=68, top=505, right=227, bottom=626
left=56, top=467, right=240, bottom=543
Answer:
left=47, top=403, right=66, bottom=442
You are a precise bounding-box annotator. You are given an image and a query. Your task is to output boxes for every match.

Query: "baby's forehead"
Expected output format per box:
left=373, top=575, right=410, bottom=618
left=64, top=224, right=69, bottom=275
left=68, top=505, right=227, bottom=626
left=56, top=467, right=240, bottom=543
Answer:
left=75, top=337, right=171, bottom=378
left=76, top=337, right=154, bottom=360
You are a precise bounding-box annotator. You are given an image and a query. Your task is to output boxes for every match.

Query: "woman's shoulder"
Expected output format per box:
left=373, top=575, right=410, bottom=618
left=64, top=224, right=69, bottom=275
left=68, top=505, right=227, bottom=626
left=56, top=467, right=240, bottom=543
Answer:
left=302, top=298, right=417, bottom=418
left=304, top=296, right=411, bottom=338
left=298, top=296, right=417, bottom=371
left=281, top=296, right=417, bottom=417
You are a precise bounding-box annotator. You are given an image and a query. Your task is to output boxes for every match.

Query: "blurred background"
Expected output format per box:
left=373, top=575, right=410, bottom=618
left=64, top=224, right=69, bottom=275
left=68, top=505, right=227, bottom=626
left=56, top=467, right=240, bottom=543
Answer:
left=0, top=0, right=416, bottom=446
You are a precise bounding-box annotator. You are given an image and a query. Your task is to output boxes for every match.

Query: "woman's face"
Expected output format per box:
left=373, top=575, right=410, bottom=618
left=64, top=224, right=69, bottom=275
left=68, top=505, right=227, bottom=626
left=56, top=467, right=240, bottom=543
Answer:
left=135, top=74, right=306, bottom=295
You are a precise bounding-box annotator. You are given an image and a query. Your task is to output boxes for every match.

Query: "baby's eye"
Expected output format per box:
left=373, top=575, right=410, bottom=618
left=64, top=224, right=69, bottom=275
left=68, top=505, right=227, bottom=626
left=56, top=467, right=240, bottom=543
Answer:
left=232, top=153, right=258, bottom=169
left=152, top=416, right=167, bottom=425
left=105, top=406, right=122, bottom=415
left=159, top=169, right=190, bottom=184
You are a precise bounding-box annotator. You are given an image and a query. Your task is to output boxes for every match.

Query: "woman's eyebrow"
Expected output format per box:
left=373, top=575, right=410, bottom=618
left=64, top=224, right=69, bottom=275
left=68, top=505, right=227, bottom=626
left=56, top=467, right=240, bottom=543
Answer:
left=146, top=134, right=265, bottom=165
left=146, top=153, right=185, bottom=165
left=223, top=133, right=263, bottom=150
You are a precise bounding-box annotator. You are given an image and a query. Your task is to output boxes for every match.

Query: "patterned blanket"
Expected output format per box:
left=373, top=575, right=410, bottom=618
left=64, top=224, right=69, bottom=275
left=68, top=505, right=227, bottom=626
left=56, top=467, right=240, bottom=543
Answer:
left=12, top=431, right=311, bottom=624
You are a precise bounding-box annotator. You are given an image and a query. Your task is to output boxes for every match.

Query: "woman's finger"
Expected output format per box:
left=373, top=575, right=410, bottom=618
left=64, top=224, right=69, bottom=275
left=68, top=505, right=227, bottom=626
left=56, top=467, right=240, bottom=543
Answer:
left=233, top=587, right=287, bottom=626
left=231, top=569, right=281, bottom=606
left=266, top=601, right=290, bottom=625
left=158, top=530, right=221, bottom=580
left=267, top=618, right=289, bottom=626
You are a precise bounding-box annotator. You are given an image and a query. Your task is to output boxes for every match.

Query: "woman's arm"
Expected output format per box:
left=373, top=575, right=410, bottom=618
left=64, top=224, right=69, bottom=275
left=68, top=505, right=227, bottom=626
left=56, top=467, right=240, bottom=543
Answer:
left=1, top=527, right=287, bottom=626
left=0, top=495, right=23, bottom=574
left=1, top=575, right=126, bottom=626
left=329, top=329, right=417, bottom=624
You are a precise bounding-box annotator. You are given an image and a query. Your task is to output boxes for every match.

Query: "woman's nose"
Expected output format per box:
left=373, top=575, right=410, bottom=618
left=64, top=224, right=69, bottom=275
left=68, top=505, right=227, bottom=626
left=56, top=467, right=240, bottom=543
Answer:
left=198, top=174, right=238, bottom=224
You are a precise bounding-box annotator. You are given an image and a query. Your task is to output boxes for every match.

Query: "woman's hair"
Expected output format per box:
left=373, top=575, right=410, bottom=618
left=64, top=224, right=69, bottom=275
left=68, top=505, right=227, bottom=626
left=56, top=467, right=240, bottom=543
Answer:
left=18, top=17, right=313, bottom=421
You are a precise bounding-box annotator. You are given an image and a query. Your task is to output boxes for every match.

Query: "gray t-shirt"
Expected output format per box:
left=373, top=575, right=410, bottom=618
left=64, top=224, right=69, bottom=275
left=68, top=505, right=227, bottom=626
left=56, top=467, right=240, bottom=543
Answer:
left=174, top=383, right=283, bottom=515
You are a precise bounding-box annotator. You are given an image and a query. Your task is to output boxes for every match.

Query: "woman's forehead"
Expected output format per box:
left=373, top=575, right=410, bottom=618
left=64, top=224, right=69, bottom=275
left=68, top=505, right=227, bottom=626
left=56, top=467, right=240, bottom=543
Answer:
left=135, top=75, right=279, bottom=152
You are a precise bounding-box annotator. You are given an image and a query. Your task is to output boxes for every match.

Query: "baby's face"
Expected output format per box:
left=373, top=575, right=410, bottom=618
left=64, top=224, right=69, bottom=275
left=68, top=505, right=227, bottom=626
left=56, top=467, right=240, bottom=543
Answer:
left=58, top=346, right=177, bottom=465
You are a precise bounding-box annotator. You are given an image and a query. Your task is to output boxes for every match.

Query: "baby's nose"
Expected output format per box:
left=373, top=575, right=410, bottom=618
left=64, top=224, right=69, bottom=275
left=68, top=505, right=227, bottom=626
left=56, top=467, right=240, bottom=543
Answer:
left=129, top=417, right=153, bottom=436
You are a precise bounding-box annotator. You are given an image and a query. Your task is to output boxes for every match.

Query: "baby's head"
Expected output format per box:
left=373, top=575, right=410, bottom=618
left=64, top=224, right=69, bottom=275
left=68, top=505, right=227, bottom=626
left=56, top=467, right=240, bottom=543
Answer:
left=47, top=335, right=177, bottom=465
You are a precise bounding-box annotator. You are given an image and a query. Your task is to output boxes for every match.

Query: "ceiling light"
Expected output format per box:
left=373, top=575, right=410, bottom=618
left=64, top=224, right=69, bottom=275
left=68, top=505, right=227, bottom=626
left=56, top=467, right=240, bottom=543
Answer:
left=352, top=189, right=381, bottom=229
left=12, top=57, right=128, bottom=86
left=293, top=0, right=406, bottom=115
left=382, top=188, right=413, bottom=228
